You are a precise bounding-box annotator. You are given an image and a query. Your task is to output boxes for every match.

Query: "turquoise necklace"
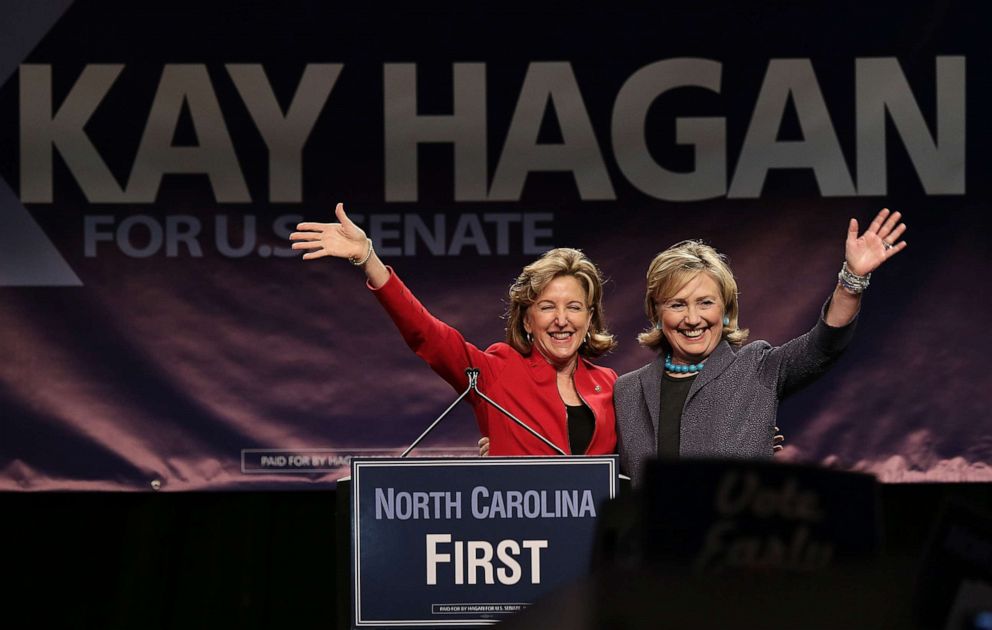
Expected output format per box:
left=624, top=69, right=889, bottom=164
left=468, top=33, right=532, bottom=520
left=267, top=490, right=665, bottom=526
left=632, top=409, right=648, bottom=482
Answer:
left=664, top=354, right=704, bottom=374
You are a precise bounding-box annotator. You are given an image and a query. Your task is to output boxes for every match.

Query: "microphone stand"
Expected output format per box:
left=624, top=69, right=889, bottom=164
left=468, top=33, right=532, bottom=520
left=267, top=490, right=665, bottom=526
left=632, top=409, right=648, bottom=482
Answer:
left=401, top=368, right=567, bottom=457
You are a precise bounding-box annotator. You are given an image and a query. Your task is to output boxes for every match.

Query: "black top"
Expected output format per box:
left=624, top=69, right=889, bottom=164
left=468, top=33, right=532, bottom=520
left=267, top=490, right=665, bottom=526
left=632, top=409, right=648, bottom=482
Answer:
left=566, top=403, right=595, bottom=455
left=658, top=372, right=697, bottom=458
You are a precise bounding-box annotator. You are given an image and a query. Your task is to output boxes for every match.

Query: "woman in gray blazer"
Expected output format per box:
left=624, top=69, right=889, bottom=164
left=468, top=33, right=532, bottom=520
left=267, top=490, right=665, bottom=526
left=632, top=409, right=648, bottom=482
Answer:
left=614, top=209, right=907, bottom=485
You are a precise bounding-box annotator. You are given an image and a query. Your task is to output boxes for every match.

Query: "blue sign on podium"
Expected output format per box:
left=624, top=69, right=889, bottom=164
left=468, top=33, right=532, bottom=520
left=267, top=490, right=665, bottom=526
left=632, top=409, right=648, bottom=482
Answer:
left=351, top=456, right=618, bottom=627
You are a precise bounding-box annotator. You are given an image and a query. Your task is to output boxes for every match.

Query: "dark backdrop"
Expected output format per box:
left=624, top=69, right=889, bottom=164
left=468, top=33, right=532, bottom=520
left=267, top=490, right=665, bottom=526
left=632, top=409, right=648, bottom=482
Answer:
left=0, top=1, right=988, bottom=489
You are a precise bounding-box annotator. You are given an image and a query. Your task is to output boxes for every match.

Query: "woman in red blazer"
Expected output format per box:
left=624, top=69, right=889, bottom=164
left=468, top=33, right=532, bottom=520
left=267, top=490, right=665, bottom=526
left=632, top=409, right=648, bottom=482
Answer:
left=291, top=203, right=618, bottom=456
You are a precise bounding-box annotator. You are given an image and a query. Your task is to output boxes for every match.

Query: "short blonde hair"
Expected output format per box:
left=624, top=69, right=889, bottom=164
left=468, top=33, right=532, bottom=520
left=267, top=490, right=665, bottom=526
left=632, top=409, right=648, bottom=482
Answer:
left=505, top=248, right=617, bottom=358
left=637, top=240, right=749, bottom=352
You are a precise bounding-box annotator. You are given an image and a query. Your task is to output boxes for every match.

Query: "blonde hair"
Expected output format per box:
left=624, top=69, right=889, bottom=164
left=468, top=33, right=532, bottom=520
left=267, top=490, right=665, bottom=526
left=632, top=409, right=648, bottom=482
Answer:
left=505, top=248, right=617, bottom=358
left=637, top=240, right=749, bottom=352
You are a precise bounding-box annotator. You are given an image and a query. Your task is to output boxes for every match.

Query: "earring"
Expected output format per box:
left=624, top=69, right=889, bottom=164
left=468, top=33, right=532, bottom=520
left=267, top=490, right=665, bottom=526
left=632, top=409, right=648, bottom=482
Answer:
left=584, top=332, right=591, bottom=343
left=723, top=316, right=730, bottom=326
left=655, top=322, right=662, bottom=330
left=526, top=332, right=533, bottom=344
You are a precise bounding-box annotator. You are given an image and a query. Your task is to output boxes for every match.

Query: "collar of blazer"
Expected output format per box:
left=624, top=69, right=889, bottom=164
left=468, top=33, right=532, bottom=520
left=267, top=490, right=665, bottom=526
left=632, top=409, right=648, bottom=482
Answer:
left=526, top=348, right=597, bottom=388
left=638, top=341, right=737, bottom=428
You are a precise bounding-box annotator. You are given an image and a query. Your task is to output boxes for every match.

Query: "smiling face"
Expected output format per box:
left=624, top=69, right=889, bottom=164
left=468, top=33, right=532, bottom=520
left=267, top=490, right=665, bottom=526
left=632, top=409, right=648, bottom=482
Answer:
left=655, top=271, right=725, bottom=364
left=524, top=275, right=591, bottom=370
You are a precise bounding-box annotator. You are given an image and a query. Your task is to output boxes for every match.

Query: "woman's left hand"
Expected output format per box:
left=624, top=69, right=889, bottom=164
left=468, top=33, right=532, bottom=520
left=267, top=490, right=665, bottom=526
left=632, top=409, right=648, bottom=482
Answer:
left=845, top=208, right=908, bottom=276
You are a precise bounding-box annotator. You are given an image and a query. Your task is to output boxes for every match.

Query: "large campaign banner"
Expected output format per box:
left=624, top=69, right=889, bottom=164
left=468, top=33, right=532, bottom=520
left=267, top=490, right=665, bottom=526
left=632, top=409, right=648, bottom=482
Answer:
left=1, top=1, right=989, bottom=490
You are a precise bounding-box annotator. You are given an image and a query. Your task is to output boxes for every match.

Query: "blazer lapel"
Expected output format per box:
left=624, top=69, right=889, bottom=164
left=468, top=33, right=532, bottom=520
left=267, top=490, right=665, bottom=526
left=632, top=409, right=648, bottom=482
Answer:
left=687, top=341, right=734, bottom=401
left=638, top=357, right=665, bottom=440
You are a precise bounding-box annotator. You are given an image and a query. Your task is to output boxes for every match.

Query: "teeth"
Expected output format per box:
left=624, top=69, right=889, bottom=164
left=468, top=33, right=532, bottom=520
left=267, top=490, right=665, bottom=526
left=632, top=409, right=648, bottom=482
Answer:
left=550, top=332, right=572, bottom=340
left=680, top=329, right=704, bottom=338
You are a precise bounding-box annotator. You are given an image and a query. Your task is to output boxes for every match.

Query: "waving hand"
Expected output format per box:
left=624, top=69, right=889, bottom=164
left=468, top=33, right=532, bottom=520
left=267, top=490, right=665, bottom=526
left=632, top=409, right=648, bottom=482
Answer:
left=845, top=208, right=908, bottom=276
left=825, top=207, right=908, bottom=327
left=290, top=202, right=390, bottom=287
left=290, top=203, right=370, bottom=261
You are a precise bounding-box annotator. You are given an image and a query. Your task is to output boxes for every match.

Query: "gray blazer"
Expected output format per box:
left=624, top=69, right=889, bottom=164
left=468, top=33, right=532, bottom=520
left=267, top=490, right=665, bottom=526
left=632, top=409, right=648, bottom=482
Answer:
left=614, top=304, right=857, bottom=485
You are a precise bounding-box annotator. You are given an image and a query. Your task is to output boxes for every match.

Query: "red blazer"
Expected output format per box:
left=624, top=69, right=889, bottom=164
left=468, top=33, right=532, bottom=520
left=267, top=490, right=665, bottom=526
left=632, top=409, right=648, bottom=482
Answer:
left=371, top=270, right=617, bottom=456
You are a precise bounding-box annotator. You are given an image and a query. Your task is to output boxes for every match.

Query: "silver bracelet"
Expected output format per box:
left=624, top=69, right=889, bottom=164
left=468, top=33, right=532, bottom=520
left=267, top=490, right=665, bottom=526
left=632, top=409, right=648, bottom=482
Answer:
left=837, top=261, right=870, bottom=293
left=350, top=238, right=374, bottom=266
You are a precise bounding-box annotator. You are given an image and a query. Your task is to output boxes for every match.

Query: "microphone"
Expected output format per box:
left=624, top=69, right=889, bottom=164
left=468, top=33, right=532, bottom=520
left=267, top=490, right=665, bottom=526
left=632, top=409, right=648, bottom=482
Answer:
left=401, top=368, right=567, bottom=457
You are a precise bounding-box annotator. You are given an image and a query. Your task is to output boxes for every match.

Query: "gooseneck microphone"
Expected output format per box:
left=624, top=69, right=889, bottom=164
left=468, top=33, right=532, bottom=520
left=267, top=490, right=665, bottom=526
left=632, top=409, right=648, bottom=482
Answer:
left=401, top=368, right=567, bottom=457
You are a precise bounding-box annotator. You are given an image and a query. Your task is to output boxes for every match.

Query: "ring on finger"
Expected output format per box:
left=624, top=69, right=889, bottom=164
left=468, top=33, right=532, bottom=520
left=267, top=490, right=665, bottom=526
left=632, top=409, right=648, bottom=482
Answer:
left=882, top=240, right=894, bottom=250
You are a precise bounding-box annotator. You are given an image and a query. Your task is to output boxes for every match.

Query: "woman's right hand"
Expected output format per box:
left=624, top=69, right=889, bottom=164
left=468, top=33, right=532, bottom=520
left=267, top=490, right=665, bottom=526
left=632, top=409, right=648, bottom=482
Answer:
left=291, top=202, right=369, bottom=261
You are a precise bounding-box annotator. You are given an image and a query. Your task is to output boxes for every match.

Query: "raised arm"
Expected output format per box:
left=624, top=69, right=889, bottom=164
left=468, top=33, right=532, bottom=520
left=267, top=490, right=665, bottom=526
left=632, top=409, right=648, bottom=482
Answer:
left=290, top=202, right=502, bottom=406
left=290, top=202, right=390, bottom=287
left=762, top=208, right=908, bottom=397
left=825, top=208, right=908, bottom=327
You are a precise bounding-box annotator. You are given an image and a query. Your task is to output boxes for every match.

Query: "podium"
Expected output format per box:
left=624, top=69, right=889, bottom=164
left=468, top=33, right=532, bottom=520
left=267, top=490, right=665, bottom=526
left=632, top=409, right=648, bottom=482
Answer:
left=342, top=456, right=618, bottom=628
